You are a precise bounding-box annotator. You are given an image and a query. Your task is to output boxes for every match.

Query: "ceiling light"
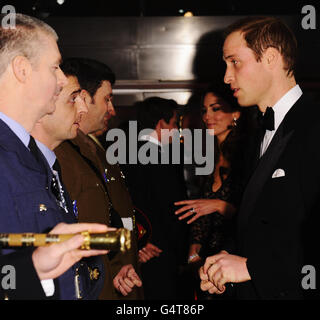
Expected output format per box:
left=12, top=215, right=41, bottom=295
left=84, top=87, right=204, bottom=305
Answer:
left=184, top=11, right=194, bottom=17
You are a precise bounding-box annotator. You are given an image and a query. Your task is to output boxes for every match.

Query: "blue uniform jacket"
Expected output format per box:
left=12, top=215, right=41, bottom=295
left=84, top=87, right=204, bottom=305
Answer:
left=0, top=120, right=104, bottom=299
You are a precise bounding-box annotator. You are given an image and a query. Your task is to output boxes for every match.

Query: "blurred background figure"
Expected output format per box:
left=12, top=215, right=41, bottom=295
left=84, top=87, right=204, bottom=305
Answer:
left=121, top=97, right=191, bottom=300
left=175, top=83, right=258, bottom=299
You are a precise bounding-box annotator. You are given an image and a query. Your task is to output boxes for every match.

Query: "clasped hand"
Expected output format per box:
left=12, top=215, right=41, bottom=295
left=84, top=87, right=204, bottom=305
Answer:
left=199, top=250, right=251, bottom=294
left=113, top=264, right=142, bottom=296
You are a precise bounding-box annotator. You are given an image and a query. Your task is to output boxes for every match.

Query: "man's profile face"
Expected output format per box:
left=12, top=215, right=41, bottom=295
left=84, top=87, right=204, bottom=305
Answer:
left=41, top=75, right=88, bottom=145
left=223, top=31, right=271, bottom=108
left=28, top=33, right=68, bottom=118
left=80, top=80, right=115, bottom=135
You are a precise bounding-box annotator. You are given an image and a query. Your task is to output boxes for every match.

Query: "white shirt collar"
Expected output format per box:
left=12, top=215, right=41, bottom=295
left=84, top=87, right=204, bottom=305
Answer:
left=139, top=134, right=163, bottom=147
left=271, top=84, right=303, bottom=131
left=260, top=84, right=303, bottom=157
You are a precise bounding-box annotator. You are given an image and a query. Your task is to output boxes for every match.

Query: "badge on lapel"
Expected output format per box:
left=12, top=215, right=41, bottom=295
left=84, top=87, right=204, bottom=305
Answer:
left=39, top=204, right=47, bottom=212
left=72, top=200, right=78, bottom=217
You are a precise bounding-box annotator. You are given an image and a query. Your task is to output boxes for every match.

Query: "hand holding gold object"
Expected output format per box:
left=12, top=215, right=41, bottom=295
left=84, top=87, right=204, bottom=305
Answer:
left=0, top=228, right=131, bottom=252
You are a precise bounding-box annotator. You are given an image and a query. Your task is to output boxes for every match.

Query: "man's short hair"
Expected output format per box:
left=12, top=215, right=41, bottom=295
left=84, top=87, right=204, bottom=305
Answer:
left=61, top=57, right=115, bottom=98
left=136, top=97, right=178, bottom=130
left=224, top=16, right=297, bottom=76
left=0, top=13, right=58, bottom=76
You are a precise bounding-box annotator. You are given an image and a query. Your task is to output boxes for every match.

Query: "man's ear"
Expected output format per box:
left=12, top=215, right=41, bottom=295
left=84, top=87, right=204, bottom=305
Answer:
left=264, top=47, right=280, bottom=70
left=11, top=55, right=32, bottom=83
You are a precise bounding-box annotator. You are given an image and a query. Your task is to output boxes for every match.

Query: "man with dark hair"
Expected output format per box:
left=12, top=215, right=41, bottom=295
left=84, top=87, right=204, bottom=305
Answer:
left=61, top=57, right=116, bottom=136
left=200, top=16, right=320, bottom=299
left=54, top=57, right=143, bottom=299
left=31, top=70, right=110, bottom=300
left=121, top=97, right=190, bottom=300
left=136, top=97, right=179, bottom=130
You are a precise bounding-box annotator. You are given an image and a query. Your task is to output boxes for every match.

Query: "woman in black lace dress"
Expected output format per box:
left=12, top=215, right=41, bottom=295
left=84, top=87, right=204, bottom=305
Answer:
left=175, top=84, right=256, bottom=298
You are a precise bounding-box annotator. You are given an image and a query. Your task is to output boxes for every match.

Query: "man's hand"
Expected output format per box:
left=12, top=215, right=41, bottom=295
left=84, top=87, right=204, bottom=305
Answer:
left=138, top=242, right=162, bottom=263
left=199, top=266, right=225, bottom=294
left=113, top=264, right=142, bottom=296
left=32, top=222, right=112, bottom=280
left=200, top=250, right=251, bottom=293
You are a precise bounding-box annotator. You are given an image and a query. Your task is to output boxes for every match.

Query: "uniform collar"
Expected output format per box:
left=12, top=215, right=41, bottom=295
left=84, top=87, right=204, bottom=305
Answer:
left=35, top=138, right=56, bottom=169
left=0, top=111, right=30, bottom=148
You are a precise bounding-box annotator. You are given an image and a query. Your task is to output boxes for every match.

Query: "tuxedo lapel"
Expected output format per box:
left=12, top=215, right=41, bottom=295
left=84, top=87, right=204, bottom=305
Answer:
left=238, top=116, right=295, bottom=231
left=238, top=95, right=308, bottom=232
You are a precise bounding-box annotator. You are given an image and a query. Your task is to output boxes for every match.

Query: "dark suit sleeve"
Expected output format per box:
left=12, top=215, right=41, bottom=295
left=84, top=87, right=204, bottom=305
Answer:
left=0, top=249, right=47, bottom=300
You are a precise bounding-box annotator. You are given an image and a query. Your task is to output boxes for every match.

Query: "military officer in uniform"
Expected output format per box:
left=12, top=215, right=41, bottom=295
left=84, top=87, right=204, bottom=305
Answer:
left=54, top=57, right=144, bottom=299
left=31, top=70, right=106, bottom=299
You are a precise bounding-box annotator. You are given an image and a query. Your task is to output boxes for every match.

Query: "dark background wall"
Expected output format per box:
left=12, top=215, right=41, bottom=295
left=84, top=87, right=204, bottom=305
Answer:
left=2, top=0, right=320, bottom=124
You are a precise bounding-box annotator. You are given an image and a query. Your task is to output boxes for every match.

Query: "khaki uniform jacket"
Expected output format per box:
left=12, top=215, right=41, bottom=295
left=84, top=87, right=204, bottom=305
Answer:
left=55, top=129, right=143, bottom=300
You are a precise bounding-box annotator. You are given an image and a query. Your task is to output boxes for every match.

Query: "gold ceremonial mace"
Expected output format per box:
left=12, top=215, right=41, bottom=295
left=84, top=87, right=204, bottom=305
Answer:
left=0, top=228, right=131, bottom=252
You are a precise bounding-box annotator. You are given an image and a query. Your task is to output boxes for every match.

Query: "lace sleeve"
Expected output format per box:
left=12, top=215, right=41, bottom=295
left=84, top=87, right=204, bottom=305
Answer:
left=189, top=214, right=211, bottom=245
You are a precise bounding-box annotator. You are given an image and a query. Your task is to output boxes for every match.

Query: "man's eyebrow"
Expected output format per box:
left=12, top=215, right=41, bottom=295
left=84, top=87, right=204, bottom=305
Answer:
left=223, top=54, right=235, bottom=61
left=70, top=89, right=81, bottom=95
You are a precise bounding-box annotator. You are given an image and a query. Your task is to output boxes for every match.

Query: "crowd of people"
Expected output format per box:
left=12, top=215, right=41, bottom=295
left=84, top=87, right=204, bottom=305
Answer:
left=0, top=12, right=319, bottom=300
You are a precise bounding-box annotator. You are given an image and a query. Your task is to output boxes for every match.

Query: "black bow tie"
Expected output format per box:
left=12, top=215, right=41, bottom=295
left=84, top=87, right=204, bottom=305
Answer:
left=262, top=107, right=275, bottom=131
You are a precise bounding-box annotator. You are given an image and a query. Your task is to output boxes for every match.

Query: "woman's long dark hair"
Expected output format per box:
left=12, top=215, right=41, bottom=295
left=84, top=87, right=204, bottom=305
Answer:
left=201, top=83, right=258, bottom=173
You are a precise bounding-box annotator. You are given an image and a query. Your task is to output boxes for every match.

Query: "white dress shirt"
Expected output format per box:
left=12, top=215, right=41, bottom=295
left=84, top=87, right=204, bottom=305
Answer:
left=260, top=84, right=303, bottom=157
left=139, top=134, right=163, bottom=148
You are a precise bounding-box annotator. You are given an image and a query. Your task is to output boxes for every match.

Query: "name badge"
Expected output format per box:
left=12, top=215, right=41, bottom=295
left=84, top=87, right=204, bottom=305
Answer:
left=121, top=217, right=133, bottom=231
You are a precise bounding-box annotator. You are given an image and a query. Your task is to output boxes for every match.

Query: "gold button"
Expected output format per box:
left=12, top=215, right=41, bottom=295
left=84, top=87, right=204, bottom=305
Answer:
left=89, top=267, right=100, bottom=280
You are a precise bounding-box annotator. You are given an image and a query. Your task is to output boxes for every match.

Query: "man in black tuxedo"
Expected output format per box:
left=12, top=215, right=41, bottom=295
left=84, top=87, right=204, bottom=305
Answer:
left=200, top=16, right=320, bottom=299
left=121, top=97, right=190, bottom=299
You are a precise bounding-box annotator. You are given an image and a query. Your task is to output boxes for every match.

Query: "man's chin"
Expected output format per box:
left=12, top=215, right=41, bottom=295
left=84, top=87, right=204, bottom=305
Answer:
left=97, top=127, right=108, bottom=136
